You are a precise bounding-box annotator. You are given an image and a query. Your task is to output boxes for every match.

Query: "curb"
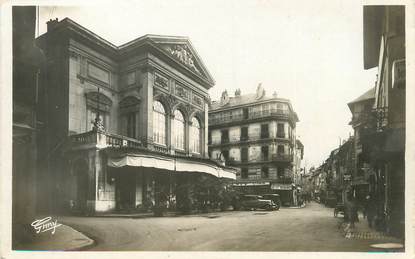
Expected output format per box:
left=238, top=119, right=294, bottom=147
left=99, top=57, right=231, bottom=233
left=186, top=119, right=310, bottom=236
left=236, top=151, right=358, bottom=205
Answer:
left=64, top=225, right=95, bottom=251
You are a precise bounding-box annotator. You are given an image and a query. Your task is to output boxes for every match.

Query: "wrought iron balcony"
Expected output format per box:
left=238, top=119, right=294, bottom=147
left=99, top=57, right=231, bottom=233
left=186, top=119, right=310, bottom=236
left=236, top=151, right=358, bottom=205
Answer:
left=209, top=109, right=295, bottom=126
left=351, top=107, right=388, bottom=132
left=274, top=176, right=293, bottom=184
left=271, top=154, right=293, bottom=162
left=225, top=154, right=293, bottom=166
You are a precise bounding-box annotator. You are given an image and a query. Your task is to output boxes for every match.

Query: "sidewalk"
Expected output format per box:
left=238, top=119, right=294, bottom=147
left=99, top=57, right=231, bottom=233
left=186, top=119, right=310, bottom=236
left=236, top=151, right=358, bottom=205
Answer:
left=338, top=212, right=404, bottom=251
left=14, top=224, right=94, bottom=251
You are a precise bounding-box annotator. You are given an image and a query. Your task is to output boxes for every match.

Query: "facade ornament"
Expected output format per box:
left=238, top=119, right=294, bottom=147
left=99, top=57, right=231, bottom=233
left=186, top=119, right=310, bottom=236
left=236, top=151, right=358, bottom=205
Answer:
left=255, top=83, right=266, bottom=100
left=154, top=73, right=168, bottom=89
left=165, top=45, right=201, bottom=74
left=92, top=116, right=105, bottom=132
left=273, top=91, right=278, bottom=98
left=184, top=103, right=192, bottom=116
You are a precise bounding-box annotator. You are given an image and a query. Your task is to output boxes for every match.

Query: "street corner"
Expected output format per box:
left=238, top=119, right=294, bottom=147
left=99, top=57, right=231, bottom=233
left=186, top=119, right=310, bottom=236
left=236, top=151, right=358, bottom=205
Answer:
left=14, top=223, right=94, bottom=251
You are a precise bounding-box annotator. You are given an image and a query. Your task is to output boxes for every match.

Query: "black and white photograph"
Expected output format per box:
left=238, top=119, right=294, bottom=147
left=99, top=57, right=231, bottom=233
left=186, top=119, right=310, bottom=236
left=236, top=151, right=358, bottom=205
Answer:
left=1, top=0, right=414, bottom=257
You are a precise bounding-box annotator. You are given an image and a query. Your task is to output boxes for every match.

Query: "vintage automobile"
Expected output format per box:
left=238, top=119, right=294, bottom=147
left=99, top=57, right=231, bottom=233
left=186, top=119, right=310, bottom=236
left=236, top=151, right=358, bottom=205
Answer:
left=260, top=194, right=281, bottom=210
left=236, top=195, right=278, bottom=211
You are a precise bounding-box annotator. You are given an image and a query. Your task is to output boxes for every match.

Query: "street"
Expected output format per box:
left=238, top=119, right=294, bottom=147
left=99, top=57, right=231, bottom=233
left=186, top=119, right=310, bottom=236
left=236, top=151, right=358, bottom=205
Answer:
left=58, top=202, right=400, bottom=252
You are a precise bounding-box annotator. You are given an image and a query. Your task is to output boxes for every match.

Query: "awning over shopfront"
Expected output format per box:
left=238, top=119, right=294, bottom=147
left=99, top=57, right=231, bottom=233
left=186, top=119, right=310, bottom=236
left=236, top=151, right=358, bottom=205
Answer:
left=107, top=153, right=236, bottom=180
left=270, top=183, right=292, bottom=190
left=232, top=181, right=270, bottom=187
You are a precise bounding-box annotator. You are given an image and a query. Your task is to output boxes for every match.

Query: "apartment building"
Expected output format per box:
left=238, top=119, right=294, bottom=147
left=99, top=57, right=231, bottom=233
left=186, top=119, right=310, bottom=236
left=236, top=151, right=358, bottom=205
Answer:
left=208, top=85, right=302, bottom=205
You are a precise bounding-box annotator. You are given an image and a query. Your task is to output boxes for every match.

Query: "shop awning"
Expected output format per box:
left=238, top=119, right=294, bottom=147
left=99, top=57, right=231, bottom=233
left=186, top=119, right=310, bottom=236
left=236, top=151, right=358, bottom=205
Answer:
left=107, top=154, right=236, bottom=180
left=270, top=183, right=292, bottom=190
left=233, top=181, right=270, bottom=187
left=108, top=155, right=175, bottom=171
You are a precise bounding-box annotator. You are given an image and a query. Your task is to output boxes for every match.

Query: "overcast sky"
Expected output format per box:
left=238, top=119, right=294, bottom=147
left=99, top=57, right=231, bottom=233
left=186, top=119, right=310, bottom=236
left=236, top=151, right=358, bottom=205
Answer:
left=38, top=0, right=378, bottom=170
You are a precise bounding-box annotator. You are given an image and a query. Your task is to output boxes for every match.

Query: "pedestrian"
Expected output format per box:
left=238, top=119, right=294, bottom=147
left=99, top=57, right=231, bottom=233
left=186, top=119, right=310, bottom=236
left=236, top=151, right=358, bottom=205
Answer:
left=366, top=194, right=377, bottom=228
left=345, top=194, right=359, bottom=228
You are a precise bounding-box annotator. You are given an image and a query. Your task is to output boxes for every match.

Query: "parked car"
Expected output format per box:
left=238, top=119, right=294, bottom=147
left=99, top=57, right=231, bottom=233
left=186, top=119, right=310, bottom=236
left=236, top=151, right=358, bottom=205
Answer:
left=260, top=194, right=281, bottom=210
left=236, top=195, right=277, bottom=211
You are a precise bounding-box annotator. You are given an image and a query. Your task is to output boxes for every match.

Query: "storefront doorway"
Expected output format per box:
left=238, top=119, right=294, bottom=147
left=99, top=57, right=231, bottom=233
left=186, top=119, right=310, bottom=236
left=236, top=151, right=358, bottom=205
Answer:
left=115, top=171, right=136, bottom=210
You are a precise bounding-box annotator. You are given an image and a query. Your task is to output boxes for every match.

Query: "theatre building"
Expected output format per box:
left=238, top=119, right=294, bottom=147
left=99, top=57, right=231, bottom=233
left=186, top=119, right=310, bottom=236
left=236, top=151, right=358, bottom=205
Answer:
left=208, top=86, right=302, bottom=206
left=36, top=18, right=236, bottom=214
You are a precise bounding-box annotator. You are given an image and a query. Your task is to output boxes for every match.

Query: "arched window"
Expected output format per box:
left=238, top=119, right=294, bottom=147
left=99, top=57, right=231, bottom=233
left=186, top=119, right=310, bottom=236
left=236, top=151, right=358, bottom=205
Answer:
left=190, top=117, right=201, bottom=154
left=173, top=110, right=185, bottom=150
left=153, top=101, right=166, bottom=145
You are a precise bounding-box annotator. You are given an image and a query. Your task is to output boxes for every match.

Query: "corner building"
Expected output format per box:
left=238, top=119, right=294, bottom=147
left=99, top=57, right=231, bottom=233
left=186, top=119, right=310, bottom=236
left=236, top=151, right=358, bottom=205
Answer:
left=208, top=86, right=301, bottom=206
left=36, top=18, right=236, bottom=214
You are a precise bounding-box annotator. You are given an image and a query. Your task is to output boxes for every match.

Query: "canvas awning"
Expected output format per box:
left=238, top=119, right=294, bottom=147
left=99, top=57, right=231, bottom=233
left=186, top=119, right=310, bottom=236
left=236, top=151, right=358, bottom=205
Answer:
left=107, top=154, right=236, bottom=180
left=232, top=181, right=270, bottom=187
left=270, top=183, right=292, bottom=190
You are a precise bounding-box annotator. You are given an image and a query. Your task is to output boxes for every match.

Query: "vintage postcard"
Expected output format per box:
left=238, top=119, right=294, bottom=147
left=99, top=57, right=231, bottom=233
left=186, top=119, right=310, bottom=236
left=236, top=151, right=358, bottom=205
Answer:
left=1, top=0, right=414, bottom=258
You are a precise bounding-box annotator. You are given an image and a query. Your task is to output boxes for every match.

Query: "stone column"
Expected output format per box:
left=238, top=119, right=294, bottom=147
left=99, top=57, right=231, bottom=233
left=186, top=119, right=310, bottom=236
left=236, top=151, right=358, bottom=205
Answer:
left=168, top=113, right=174, bottom=153
left=140, top=64, right=154, bottom=148
left=203, top=102, right=209, bottom=157
left=186, top=119, right=191, bottom=155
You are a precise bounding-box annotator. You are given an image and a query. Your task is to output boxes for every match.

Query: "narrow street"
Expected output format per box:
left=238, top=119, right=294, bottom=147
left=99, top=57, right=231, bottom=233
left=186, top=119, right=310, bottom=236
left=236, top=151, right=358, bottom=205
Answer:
left=58, top=202, right=399, bottom=251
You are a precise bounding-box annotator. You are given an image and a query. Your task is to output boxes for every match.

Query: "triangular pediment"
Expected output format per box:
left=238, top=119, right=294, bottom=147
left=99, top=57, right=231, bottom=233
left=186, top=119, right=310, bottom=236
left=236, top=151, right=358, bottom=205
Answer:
left=145, top=35, right=215, bottom=86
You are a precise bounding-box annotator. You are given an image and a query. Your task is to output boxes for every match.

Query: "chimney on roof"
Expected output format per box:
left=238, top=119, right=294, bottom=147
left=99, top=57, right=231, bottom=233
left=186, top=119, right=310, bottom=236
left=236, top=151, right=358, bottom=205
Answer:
left=273, top=91, right=278, bottom=98
left=235, top=88, right=241, bottom=97
left=47, top=18, right=59, bottom=32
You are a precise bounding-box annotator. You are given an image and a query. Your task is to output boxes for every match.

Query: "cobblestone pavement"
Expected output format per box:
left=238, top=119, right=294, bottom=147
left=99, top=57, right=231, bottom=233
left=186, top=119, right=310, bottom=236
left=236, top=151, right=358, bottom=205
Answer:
left=56, top=202, right=404, bottom=252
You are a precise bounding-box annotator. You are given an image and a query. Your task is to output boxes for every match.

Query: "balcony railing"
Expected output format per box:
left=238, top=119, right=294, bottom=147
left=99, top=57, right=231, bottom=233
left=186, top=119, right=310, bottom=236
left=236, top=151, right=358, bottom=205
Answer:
left=352, top=107, right=388, bottom=132
left=275, top=176, right=293, bottom=184
left=209, top=109, right=293, bottom=126
left=70, top=130, right=143, bottom=149
left=152, top=144, right=169, bottom=154
left=226, top=154, right=293, bottom=165
left=221, top=138, right=230, bottom=144
left=271, top=154, right=293, bottom=162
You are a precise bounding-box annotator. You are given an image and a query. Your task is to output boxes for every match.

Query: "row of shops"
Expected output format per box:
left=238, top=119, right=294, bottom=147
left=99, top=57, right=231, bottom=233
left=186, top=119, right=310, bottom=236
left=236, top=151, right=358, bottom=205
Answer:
left=308, top=6, right=405, bottom=239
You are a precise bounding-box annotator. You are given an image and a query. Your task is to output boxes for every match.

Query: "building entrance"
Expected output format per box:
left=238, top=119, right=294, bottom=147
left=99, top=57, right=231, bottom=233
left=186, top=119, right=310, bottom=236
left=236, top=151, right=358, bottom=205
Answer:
left=116, top=171, right=136, bottom=210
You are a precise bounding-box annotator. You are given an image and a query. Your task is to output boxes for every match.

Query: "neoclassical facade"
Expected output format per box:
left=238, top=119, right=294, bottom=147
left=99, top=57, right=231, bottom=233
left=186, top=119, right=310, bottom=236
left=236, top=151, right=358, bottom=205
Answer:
left=37, top=18, right=236, bottom=214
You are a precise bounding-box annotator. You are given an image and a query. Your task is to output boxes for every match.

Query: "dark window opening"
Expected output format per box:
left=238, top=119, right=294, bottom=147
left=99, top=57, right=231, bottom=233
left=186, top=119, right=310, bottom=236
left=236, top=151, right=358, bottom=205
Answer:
left=277, top=166, right=284, bottom=178
left=208, top=131, right=212, bottom=145
left=260, top=124, right=269, bottom=139
left=126, top=112, right=136, bottom=138
left=241, top=168, right=248, bottom=179
left=277, top=123, right=285, bottom=138
left=240, top=127, right=248, bottom=141
left=261, top=167, right=269, bottom=179
left=277, top=145, right=285, bottom=155
left=221, top=150, right=229, bottom=161
left=221, top=129, right=229, bottom=144
left=241, top=147, right=248, bottom=162
left=243, top=108, right=249, bottom=119
left=261, top=146, right=269, bottom=161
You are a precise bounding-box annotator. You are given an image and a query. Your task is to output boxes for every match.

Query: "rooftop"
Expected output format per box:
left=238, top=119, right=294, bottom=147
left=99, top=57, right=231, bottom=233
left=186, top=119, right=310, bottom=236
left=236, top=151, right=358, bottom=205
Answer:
left=347, top=87, right=375, bottom=106
left=37, top=18, right=215, bottom=88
